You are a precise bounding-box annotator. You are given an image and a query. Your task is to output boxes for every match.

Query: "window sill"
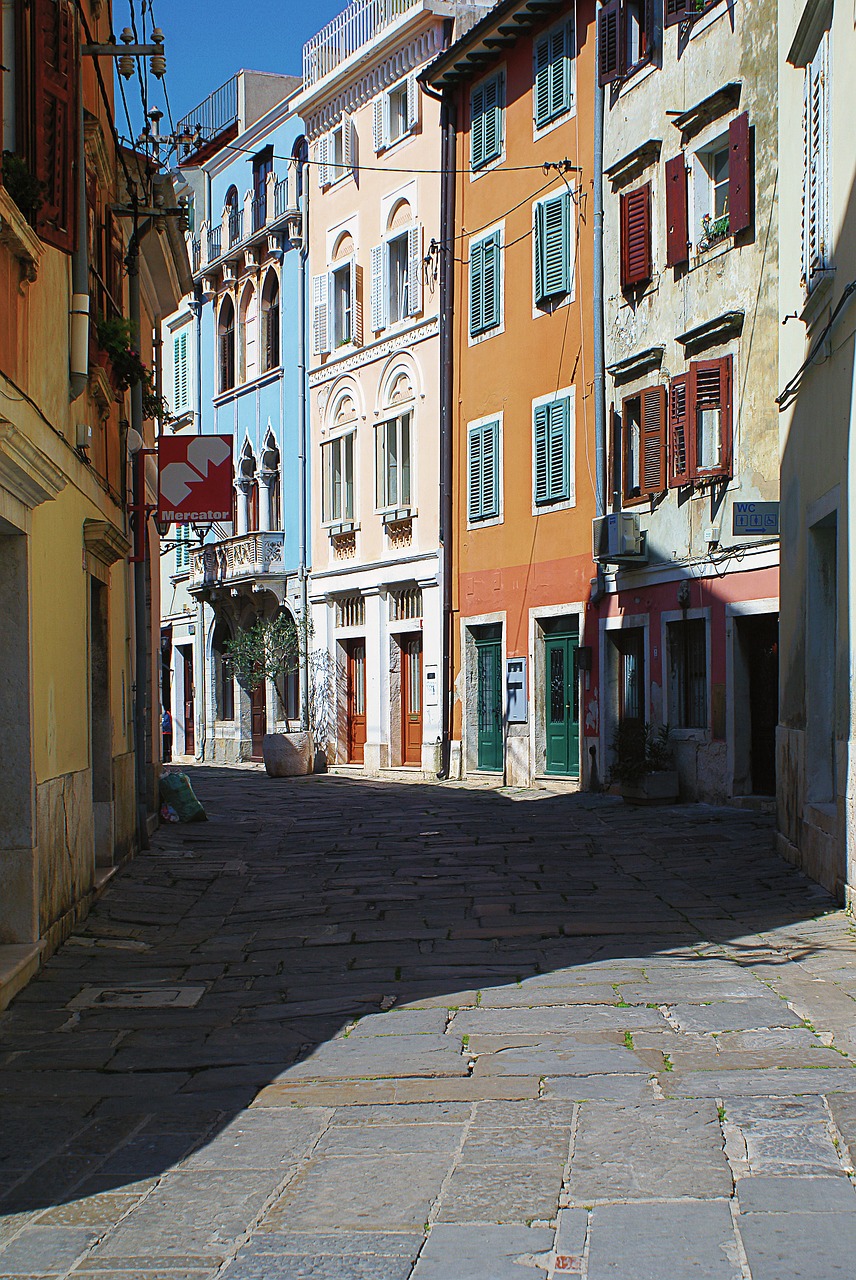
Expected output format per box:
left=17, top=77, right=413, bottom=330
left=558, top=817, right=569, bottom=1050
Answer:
left=615, top=59, right=657, bottom=99
left=690, top=235, right=734, bottom=267
left=800, top=269, right=836, bottom=329
left=327, top=520, right=359, bottom=538
left=532, top=103, right=576, bottom=142
left=381, top=508, right=416, bottom=524
left=469, top=152, right=505, bottom=182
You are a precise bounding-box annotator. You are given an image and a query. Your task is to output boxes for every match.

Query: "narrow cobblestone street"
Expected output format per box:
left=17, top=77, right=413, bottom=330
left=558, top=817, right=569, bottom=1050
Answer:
left=3, top=771, right=856, bottom=1279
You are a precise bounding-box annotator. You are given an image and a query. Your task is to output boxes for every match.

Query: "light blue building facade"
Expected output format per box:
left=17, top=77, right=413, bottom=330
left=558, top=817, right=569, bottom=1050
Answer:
left=161, top=71, right=310, bottom=764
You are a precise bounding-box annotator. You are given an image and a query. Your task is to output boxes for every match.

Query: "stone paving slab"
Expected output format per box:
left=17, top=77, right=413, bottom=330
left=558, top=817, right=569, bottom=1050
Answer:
left=2, top=771, right=856, bottom=1279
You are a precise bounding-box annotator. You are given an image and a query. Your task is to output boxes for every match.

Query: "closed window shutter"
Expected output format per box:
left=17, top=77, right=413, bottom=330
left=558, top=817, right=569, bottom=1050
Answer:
left=470, top=84, right=485, bottom=169
left=537, top=191, right=570, bottom=301
left=534, top=201, right=545, bottom=302
left=370, top=243, right=385, bottom=331
left=470, top=240, right=484, bottom=336
left=407, top=223, right=422, bottom=316
left=533, top=405, right=549, bottom=504
left=534, top=35, right=551, bottom=128
left=351, top=261, right=363, bottom=347
left=534, top=400, right=569, bottom=505
left=483, top=233, right=500, bottom=329
left=598, top=0, right=622, bottom=86
left=406, top=74, right=418, bottom=130
left=620, top=183, right=651, bottom=288
left=468, top=426, right=483, bottom=521
left=640, top=385, right=666, bottom=495
left=481, top=421, right=499, bottom=518
left=373, top=96, right=385, bottom=152
left=665, top=154, right=689, bottom=268
left=728, top=111, right=752, bottom=235
left=549, top=25, right=571, bottom=120
left=482, top=75, right=501, bottom=165
left=689, top=355, right=732, bottom=480
left=316, top=134, right=329, bottom=187
left=311, top=272, right=329, bottom=354
left=342, top=114, right=353, bottom=175
left=803, top=36, right=828, bottom=283
left=664, top=0, right=688, bottom=26
left=668, top=374, right=690, bottom=487
left=33, top=0, right=77, bottom=252
left=173, top=331, right=188, bottom=412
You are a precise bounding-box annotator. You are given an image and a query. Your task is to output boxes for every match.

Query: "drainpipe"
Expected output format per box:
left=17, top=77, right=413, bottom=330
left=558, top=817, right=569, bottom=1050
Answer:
left=70, top=84, right=89, bottom=400
left=296, top=158, right=310, bottom=733
left=593, top=9, right=606, bottom=520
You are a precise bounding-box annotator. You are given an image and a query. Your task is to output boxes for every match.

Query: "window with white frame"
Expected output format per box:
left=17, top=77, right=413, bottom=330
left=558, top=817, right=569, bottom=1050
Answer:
left=470, top=71, right=504, bottom=171
left=370, top=223, right=422, bottom=331
left=172, top=328, right=189, bottom=414
left=332, top=264, right=353, bottom=347
left=533, top=393, right=572, bottom=507
left=534, top=188, right=573, bottom=306
left=316, top=116, right=354, bottom=188
left=312, top=257, right=362, bottom=354
left=803, top=31, right=830, bottom=288
left=376, top=411, right=412, bottom=511
left=322, top=432, right=355, bottom=524
left=693, top=133, right=730, bottom=249
left=469, top=228, right=502, bottom=337
left=174, top=523, right=192, bottom=574
left=667, top=617, right=708, bottom=729
left=467, top=418, right=501, bottom=524
left=373, top=76, right=418, bottom=151
left=533, top=19, right=574, bottom=130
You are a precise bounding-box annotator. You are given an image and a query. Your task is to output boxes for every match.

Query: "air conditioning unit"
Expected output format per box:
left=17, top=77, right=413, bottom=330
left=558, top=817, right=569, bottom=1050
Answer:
left=592, top=512, right=646, bottom=563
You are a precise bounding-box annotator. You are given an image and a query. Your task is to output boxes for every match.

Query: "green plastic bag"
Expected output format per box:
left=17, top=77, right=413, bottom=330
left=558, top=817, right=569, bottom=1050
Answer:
left=158, top=772, right=207, bottom=823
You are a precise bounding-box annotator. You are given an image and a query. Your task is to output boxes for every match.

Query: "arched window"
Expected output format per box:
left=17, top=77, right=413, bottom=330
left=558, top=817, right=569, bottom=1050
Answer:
left=260, top=428, right=281, bottom=531
left=212, top=622, right=234, bottom=722
left=292, top=137, right=308, bottom=202
left=237, top=440, right=258, bottom=532
left=218, top=295, right=235, bottom=392
left=261, top=271, right=280, bottom=372
left=225, top=184, right=240, bottom=247
left=238, top=282, right=258, bottom=383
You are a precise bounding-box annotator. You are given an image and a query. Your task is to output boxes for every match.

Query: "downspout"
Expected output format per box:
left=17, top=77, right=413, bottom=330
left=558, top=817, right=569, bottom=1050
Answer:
left=593, top=6, right=606, bottom=520
left=422, top=44, right=455, bottom=780
left=296, top=156, right=310, bottom=733
left=191, top=285, right=206, bottom=762
left=69, top=81, right=89, bottom=400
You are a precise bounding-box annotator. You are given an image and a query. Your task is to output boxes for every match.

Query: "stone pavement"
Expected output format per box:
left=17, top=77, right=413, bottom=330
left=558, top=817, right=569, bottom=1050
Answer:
left=3, top=771, right=856, bottom=1280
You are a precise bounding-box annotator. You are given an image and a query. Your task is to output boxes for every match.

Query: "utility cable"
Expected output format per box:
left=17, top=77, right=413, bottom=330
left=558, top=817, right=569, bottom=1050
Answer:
left=777, top=277, right=856, bottom=409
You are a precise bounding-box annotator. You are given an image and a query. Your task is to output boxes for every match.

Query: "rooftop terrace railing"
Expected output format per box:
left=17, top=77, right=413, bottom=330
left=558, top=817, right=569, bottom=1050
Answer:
left=177, top=74, right=239, bottom=145
left=303, top=0, right=419, bottom=87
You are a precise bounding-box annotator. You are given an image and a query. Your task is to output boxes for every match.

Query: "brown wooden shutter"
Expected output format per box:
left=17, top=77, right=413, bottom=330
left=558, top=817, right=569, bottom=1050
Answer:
left=668, top=374, right=690, bottom=487
left=665, top=154, right=689, bottom=267
left=664, top=0, right=688, bottom=26
left=689, top=355, right=733, bottom=481
left=620, top=183, right=651, bottom=289
left=598, top=0, right=622, bottom=86
left=728, top=112, right=752, bottom=235
left=640, top=385, right=666, bottom=495
left=32, top=0, right=77, bottom=252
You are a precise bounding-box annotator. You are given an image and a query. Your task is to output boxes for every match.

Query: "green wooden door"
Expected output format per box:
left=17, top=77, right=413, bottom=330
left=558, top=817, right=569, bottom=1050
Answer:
left=545, top=634, right=580, bottom=776
left=476, top=637, right=503, bottom=771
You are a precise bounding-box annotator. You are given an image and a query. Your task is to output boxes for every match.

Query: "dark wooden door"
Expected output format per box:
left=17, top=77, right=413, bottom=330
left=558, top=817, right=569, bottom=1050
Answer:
left=182, top=647, right=195, bottom=756
left=617, top=628, right=645, bottom=726
left=476, top=637, right=503, bottom=771
left=250, top=680, right=266, bottom=761
left=347, top=640, right=367, bottom=763
left=746, top=614, right=778, bottom=796
left=545, top=634, right=580, bottom=777
left=401, top=634, right=422, bottom=766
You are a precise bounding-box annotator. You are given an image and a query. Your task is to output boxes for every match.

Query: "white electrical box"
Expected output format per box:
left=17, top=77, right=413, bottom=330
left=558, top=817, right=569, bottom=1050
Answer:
left=592, top=512, right=646, bottom=563
left=506, top=657, right=528, bottom=723
left=425, top=667, right=438, bottom=706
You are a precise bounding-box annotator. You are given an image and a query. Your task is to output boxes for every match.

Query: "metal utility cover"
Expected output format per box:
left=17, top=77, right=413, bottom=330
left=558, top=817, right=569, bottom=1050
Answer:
left=67, top=985, right=206, bottom=1010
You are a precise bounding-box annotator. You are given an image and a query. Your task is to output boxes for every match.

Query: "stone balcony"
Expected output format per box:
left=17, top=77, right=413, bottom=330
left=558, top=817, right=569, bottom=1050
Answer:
left=188, top=531, right=286, bottom=596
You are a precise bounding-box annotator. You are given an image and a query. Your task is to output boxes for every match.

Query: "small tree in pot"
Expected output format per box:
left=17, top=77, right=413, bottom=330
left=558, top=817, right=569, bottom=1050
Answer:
left=223, top=612, right=313, bottom=776
left=609, top=722, right=679, bottom=804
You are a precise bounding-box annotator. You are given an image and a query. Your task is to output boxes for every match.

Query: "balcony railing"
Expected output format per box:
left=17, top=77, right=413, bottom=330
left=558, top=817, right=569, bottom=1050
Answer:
left=177, top=75, right=239, bottom=147
left=189, top=531, right=285, bottom=592
left=208, top=226, right=222, bottom=260
left=227, top=208, right=243, bottom=248
left=252, top=193, right=266, bottom=233
left=191, top=238, right=201, bottom=273
left=303, top=0, right=419, bottom=87
left=274, top=178, right=290, bottom=219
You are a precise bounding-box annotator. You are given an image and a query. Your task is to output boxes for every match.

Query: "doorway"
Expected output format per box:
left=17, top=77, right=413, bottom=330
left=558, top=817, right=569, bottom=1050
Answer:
left=475, top=630, right=503, bottom=772
left=544, top=628, right=580, bottom=777
left=250, top=679, right=266, bottom=761
left=734, top=613, right=778, bottom=796
left=182, top=646, right=195, bottom=756
left=400, top=633, right=422, bottom=766
left=346, top=639, right=367, bottom=763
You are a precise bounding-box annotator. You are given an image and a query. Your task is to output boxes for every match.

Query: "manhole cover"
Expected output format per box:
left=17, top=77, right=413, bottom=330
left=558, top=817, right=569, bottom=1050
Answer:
left=67, top=985, right=205, bottom=1010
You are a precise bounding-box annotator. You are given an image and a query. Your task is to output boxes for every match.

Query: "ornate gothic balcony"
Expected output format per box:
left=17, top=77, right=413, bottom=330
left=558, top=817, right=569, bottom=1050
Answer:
left=189, top=531, right=285, bottom=595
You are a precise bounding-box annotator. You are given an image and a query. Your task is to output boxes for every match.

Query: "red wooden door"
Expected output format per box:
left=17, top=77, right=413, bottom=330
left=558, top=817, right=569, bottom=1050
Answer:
left=182, top=647, right=195, bottom=755
left=401, top=634, right=422, bottom=766
left=347, top=640, right=366, bottom=764
left=250, top=681, right=266, bottom=761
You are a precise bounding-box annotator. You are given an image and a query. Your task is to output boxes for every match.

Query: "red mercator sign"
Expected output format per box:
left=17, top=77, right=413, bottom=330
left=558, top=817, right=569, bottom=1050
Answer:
left=157, top=435, right=233, bottom=524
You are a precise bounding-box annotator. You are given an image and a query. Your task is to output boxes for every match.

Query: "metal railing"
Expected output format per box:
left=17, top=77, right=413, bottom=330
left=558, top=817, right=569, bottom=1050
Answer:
left=252, top=193, right=266, bottom=233
left=208, top=226, right=222, bottom=260
left=189, top=531, right=285, bottom=591
left=303, top=0, right=419, bottom=86
left=191, top=238, right=201, bottom=272
left=177, top=74, right=239, bottom=146
left=227, top=207, right=242, bottom=248
left=274, top=178, right=290, bottom=219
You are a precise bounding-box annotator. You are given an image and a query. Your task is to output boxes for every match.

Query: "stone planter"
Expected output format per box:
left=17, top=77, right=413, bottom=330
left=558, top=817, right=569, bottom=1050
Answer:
left=262, top=731, right=313, bottom=777
left=621, top=770, right=680, bottom=805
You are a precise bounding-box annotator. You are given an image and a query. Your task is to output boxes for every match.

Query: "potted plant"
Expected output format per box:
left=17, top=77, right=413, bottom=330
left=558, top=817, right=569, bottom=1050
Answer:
left=2, top=151, right=45, bottom=223
left=610, top=721, right=679, bottom=804
left=95, top=315, right=171, bottom=422
left=223, top=612, right=314, bottom=776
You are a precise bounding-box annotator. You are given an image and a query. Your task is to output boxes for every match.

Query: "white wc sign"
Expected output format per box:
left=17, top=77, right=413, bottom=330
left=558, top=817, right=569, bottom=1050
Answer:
left=732, top=501, right=779, bottom=536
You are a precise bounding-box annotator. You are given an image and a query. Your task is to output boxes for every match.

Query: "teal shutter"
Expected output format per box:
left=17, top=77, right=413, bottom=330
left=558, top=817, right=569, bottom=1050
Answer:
left=535, top=191, right=571, bottom=303
left=469, top=240, right=484, bottom=335
left=470, top=84, right=485, bottom=169
left=471, top=232, right=501, bottom=335
left=469, top=421, right=500, bottom=520
left=534, top=37, right=551, bottom=128
left=535, top=25, right=571, bottom=128
left=471, top=74, right=502, bottom=170
left=534, top=398, right=570, bottom=505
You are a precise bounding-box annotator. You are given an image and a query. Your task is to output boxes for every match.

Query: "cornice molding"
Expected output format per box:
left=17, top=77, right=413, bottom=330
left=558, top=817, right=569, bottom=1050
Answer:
left=0, top=419, right=66, bottom=509
left=0, top=187, right=44, bottom=285
left=83, top=519, right=131, bottom=570
left=309, top=317, right=439, bottom=387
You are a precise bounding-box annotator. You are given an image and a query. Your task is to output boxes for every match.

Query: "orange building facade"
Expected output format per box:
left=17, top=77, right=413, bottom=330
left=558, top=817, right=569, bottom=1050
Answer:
left=427, top=0, right=597, bottom=786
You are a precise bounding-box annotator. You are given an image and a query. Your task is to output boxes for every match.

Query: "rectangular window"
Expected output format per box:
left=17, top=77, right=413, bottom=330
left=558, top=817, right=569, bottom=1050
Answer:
left=376, top=412, right=412, bottom=510
left=469, top=230, right=501, bottom=336
left=317, top=116, right=353, bottom=187
left=668, top=618, right=708, bottom=729
left=468, top=419, right=500, bottom=523
left=598, top=0, right=654, bottom=86
left=620, top=182, right=652, bottom=289
left=535, top=190, right=572, bottom=304
left=332, top=264, right=352, bottom=347
left=252, top=146, right=273, bottom=231
left=620, top=386, right=666, bottom=501
left=470, top=72, right=503, bottom=171
left=174, top=524, right=192, bottom=574
left=373, top=76, right=417, bottom=151
left=388, top=234, right=409, bottom=325
left=803, top=32, right=830, bottom=287
left=533, top=396, right=571, bottom=506
left=173, top=330, right=189, bottom=414
left=388, top=84, right=409, bottom=144
left=322, top=432, right=355, bottom=524
left=534, top=21, right=573, bottom=129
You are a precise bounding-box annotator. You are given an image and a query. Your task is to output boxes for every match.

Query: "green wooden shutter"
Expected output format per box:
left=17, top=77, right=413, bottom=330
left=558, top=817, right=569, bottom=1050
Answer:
left=468, top=425, right=482, bottom=521
left=548, top=26, right=570, bottom=120
left=533, top=405, right=549, bottom=504
left=470, top=84, right=485, bottom=169
left=482, top=75, right=501, bottom=165
left=483, top=233, right=500, bottom=330
left=534, top=36, right=551, bottom=128
left=535, top=399, right=570, bottom=504
left=482, top=421, right=499, bottom=517
left=469, top=240, right=484, bottom=336
left=536, top=192, right=570, bottom=303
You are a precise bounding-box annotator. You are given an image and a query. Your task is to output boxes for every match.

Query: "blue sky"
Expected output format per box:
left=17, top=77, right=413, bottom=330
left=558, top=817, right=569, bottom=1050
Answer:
left=151, top=1, right=346, bottom=126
